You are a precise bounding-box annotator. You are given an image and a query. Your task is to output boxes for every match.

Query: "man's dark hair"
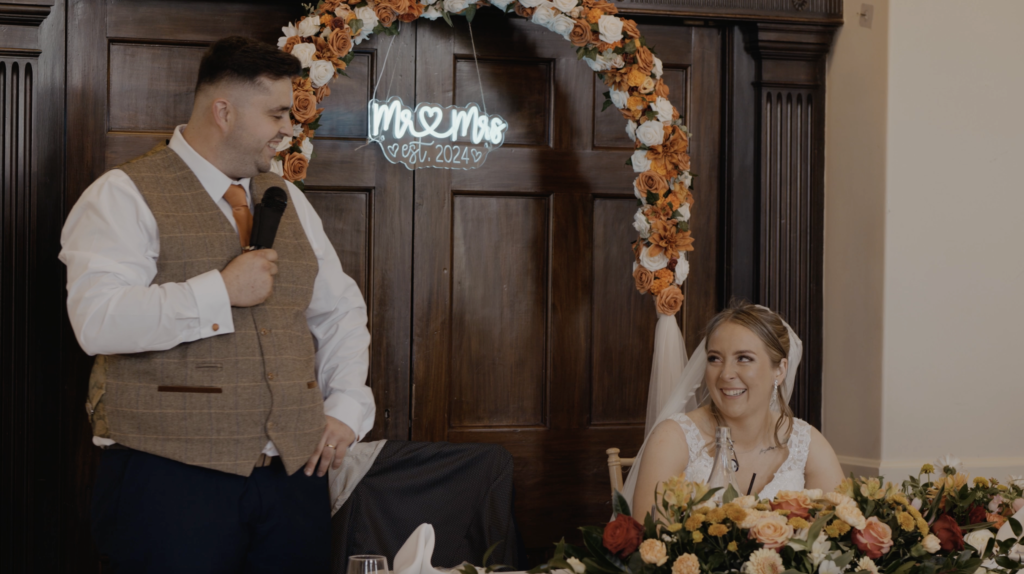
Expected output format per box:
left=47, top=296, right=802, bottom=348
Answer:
left=195, top=36, right=301, bottom=93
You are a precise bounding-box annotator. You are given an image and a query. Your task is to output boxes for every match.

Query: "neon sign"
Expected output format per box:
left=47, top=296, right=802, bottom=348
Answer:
left=367, top=97, right=508, bottom=170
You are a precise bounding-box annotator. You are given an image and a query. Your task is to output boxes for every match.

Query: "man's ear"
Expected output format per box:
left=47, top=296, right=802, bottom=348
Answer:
left=211, top=98, right=232, bottom=133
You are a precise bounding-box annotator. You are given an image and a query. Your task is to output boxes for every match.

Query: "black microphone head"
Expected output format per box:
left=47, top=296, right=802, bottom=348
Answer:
left=262, top=186, right=288, bottom=212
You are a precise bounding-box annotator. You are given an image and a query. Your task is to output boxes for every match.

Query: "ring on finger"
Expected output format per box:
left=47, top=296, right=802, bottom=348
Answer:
left=325, top=444, right=336, bottom=449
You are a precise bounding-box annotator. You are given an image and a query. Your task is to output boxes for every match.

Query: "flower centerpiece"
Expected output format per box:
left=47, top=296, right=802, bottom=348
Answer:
left=528, top=457, right=1024, bottom=574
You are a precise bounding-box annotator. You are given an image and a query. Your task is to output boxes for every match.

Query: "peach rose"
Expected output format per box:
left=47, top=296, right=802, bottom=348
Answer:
left=282, top=36, right=302, bottom=54
left=292, top=76, right=312, bottom=92
left=593, top=0, right=618, bottom=14
left=621, top=18, right=640, bottom=39
left=655, top=284, right=683, bottom=316
left=635, top=170, right=669, bottom=198
left=281, top=152, right=309, bottom=182
left=514, top=3, right=536, bottom=18
left=770, top=490, right=813, bottom=519
left=569, top=19, right=592, bottom=46
left=329, top=27, right=353, bottom=57
left=634, top=46, right=654, bottom=75
left=399, top=2, right=425, bottom=22
left=374, top=4, right=397, bottom=27
left=852, top=516, right=894, bottom=559
left=291, top=89, right=319, bottom=124
left=634, top=265, right=654, bottom=294
left=654, top=78, right=670, bottom=99
left=639, top=539, right=668, bottom=566
left=747, top=514, right=794, bottom=550
left=315, top=84, right=331, bottom=103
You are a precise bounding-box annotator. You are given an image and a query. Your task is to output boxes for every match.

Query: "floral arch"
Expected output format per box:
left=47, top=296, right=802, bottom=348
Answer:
left=274, top=0, right=695, bottom=316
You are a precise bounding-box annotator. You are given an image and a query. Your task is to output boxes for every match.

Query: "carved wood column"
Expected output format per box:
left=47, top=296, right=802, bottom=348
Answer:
left=743, top=23, right=835, bottom=428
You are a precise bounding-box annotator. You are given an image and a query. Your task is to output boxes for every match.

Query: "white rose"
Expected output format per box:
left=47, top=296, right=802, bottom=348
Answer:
left=422, top=0, right=440, bottom=4
left=566, top=557, right=586, bottom=574
left=921, top=534, right=941, bottom=554
left=355, top=6, right=378, bottom=29
left=490, top=0, right=513, bottom=8
left=300, top=138, right=314, bottom=160
left=804, top=489, right=824, bottom=500
left=676, top=202, right=690, bottom=222
left=422, top=5, right=444, bottom=19
left=609, top=53, right=625, bottom=70
left=636, top=120, right=665, bottom=147
left=639, top=77, right=655, bottom=94
left=674, top=256, right=688, bottom=285
left=632, top=208, right=651, bottom=238
left=640, top=245, right=668, bottom=271
left=965, top=530, right=994, bottom=553
left=570, top=6, right=582, bottom=17
left=1008, top=475, right=1024, bottom=488
left=609, top=89, right=628, bottom=110
left=297, top=15, right=321, bottom=38
left=269, top=158, right=284, bottom=177
left=597, top=14, right=623, bottom=43
left=275, top=136, right=293, bottom=153
left=293, top=123, right=305, bottom=137
left=531, top=3, right=558, bottom=29
left=444, top=0, right=470, bottom=13
left=308, top=60, right=335, bottom=88
left=625, top=120, right=637, bottom=142
left=549, top=14, right=574, bottom=39
left=631, top=149, right=651, bottom=173
left=519, top=0, right=546, bottom=6
left=680, top=171, right=692, bottom=188
left=582, top=55, right=610, bottom=72
left=290, top=43, right=317, bottom=69
left=652, top=56, right=663, bottom=78
left=278, top=23, right=299, bottom=49
left=652, top=97, right=674, bottom=122
left=552, top=0, right=576, bottom=11
left=818, top=561, right=842, bottom=574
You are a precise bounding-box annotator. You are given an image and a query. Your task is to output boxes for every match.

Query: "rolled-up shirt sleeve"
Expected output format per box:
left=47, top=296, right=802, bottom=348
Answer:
left=287, top=182, right=375, bottom=443
left=59, top=170, right=234, bottom=356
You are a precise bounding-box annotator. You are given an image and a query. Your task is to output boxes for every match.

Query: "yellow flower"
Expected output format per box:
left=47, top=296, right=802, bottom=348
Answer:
left=691, top=531, right=703, bottom=543
left=920, top=463, right=935, bottom=474
left=684, top=514, right=705, bottom=532
left=774, top=509, right=790, bottom=517
left=897, top=512, right=915, bottom=532
left=917, top=517, right=929, bottom=536
left=860, top=478, right=885, bottom=500
left=708, top=524, right=729, bottom=537
left=907, top=505, right=923, bottom=520
left=726, top=506, right=748, bottom=524
left=706, top=508, right=727, bottom=524
left=727, top=541, right=738, bottom=552
left=626, top=68, right=648, bottom=88
left=665, top=523, right=683, bottom=533
left=744, top=548, right=785, bottom=574
left=974, top=477, right=990, bottom=488
left=672, top=554, right=701, bottom=574
left=756, top=503, right=772, bottom=511
left=824, top=524, right=840, bottom=538
left=835, top=478, right=855, bottom=497
left=998, top=484, right=1009, bottom=491
left=888, top=493, right=909, bottom=506
left=788, top=517, right=810, bottom=530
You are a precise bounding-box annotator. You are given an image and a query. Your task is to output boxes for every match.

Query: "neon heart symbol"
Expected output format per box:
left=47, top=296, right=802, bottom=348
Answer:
left=387, top=143, right=399, bottom=156
left=470, top=149, right=483, bottom=163
left=417, top=106, right=444, bottom=135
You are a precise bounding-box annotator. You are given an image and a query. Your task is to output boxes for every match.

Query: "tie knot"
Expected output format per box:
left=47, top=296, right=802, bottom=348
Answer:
left=224, top=184, right=248, bottom=209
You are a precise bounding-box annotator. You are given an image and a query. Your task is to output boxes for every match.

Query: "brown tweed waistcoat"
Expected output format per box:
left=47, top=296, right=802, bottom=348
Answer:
left=85, top=144, right=324, bottom=477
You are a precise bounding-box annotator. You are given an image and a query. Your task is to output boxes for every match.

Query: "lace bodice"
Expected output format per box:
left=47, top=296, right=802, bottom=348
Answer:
left=668, top=414, right=812, bottom=501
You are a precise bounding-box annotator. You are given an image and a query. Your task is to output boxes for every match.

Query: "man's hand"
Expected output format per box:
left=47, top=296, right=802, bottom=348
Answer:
left=221, top=249, right=278, bottom=307
left=305, top=416, right=356, bottom=477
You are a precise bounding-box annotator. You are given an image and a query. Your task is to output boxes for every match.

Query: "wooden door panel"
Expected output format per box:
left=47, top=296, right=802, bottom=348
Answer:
left=108, top=42, right=205, bottom=132
left=451, top=195, right=549, bottom=428
left=305, top=191, right=371, bottom=296
left=412, top=13, right=722, bottom=550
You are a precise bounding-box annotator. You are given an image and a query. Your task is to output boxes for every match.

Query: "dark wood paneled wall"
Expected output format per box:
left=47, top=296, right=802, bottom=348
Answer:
left=0, top=1, right=838, bottom=571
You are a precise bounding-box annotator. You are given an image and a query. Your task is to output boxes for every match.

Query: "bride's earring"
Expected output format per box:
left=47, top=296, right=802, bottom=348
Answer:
left=769, top=380, right=779, bottom=411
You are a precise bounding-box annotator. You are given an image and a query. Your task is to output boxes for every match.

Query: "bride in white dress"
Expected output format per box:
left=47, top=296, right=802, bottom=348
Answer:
left=625, top=303, right=845, bottom=518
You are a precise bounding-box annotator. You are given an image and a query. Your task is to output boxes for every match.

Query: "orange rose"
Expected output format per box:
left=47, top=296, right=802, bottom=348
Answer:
left=374, top=4, right=397, bottom=27
left=621, top=19, right=640, bottom=39
left=593, top=0, right=618, bottom=14
left=626, top=95, right=646, bottom=113
left=635, top=170, right=668, bottom=198
left=747, top=515, right=794, bottom=550
left=292, top=76, right=312, bottom=92
left=650, top=274, right=671, bottom=296
left=322, top=0, right=343, bottom=11
left=282, top=36, right=302, bottom=54
left=626, top=68, right=647, bottom=87
left=633, top=265, right=654, bottom=294
left=770, top=491, right=813, bottom=519
left=654, top=78, right=670, bottom=98
left=315, top=84, right=331, bottom=103
left=514, top=3, right=535, bottom=18
left=656, top=285, right=683, bottom=316
left=281, top=152, right=309, bottom=182
left=569, top=19, right=592, bottom=47
left=634, top=46, right=654, bottom=75
left=586, top=8, right=602, bottom=23
left=399, top=2, right=425, bottom=21
left=314, top=36, right=337, bottom=60
left=320, top=13, right=334, bottom=25
left=291, top=89, right=319, bottom=124
left=329, top=27, right=353, bottom=57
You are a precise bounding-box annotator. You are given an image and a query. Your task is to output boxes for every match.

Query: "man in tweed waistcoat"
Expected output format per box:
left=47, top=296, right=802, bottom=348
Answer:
left=59, top=37, right=373, bottom=572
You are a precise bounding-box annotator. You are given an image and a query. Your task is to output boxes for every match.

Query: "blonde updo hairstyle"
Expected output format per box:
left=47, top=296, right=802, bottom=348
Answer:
left=703, top=302, right=794, bottom=448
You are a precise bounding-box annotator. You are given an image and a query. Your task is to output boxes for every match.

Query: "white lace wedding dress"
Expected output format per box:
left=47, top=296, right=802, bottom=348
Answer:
left=668, top=413, right=812, bottom=501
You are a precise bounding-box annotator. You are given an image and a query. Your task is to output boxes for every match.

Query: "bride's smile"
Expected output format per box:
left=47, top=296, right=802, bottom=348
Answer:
left=705, top=321, right=786, bottom=419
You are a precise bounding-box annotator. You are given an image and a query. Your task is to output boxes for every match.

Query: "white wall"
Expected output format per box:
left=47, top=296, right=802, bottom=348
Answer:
left=824, top=0, right=1024, bottom=481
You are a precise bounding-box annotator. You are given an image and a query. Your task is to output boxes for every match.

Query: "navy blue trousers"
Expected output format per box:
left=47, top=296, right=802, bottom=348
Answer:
left=91, top=447, right=331, bottom=573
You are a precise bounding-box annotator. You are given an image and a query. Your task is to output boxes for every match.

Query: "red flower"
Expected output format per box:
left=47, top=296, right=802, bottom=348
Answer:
left=932, top=514, right=965, bottom=552
left=967, top=504, right=989, bottom=525
left=602, top=514, right=643, bottom=557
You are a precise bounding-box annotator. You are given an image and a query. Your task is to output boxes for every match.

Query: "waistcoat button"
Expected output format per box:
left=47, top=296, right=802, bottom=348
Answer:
left=267, top=373, right=275, bottom=380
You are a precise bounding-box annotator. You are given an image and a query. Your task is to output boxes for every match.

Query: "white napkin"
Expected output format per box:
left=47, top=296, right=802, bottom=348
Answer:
left=394, top=524, right=447, bottom=574
left=328, top=439, right=387, bottom=516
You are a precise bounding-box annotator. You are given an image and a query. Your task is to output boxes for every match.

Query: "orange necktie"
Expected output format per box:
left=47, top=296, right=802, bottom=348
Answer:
left=224, top=184, right=252, bottom=249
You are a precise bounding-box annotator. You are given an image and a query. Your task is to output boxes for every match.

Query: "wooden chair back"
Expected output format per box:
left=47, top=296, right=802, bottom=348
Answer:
left=605, top=448, right=636, bottom=500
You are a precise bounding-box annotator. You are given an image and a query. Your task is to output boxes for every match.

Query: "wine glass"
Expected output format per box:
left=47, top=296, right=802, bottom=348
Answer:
left=348, top=555, right=389, bottom=574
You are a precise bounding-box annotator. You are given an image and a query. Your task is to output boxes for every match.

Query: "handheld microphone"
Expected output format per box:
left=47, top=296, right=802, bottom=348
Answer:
left=246, top=186, right=289, bottom=251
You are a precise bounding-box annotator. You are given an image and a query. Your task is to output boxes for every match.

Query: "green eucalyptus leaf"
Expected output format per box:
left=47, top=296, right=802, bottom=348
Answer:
left=442, top=9, right=454, bottom=27
left=1011, top=517, right=1023, bottom=538
left=464, top=5, right=477, bottom=22
left=723, top=484, right=739, bottom=504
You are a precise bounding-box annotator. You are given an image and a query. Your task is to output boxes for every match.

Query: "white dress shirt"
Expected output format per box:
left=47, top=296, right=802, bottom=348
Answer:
left=60, top=126, right=374, bottom=455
